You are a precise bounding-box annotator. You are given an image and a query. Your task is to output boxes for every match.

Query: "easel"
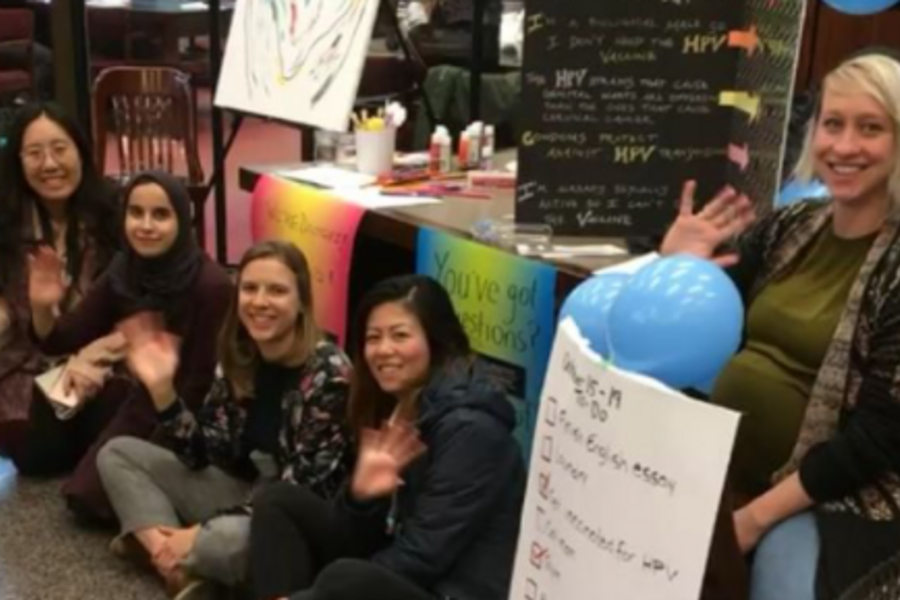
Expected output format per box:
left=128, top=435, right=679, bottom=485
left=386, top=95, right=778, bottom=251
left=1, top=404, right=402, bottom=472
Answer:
left=203, top=0, right=440, bottom=263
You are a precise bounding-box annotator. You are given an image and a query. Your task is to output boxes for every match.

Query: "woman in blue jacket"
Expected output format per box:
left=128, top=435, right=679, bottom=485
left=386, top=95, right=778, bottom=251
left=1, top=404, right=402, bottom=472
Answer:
left=249, top=274, right=525, bottom=600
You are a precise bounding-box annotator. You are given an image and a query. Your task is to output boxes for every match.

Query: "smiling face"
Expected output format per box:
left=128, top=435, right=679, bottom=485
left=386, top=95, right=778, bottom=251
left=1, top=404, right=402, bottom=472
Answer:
left=812, top=85, right=897, bottom=209
left=363, top=301, right=431, bottom=401
left=20, top=115, right=83, bottom=205
left=238, top=257, right=303, bottom=362
left=124, top=183, right=179, bottom=258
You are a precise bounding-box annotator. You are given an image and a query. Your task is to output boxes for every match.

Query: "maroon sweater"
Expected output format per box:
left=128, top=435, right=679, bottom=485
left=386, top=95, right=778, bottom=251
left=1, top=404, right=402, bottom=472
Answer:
left=38, top=255, right=233, bottom=410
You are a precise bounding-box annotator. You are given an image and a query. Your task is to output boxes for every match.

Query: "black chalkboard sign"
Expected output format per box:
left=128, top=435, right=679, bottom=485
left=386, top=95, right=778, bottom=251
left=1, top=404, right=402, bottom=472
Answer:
left=516, top=0, right=806, bottom=237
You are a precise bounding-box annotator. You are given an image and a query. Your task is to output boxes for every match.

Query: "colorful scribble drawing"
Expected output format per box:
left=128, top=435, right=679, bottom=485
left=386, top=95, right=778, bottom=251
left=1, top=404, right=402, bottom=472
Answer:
left=245, top=0, right=369, bottom=106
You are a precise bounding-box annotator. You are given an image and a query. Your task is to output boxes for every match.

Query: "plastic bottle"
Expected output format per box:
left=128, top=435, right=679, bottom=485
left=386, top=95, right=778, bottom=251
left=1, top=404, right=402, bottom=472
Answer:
left=429, top=126, right=443, bottom=174
left=480, top=125, right=495, bottom=170
left=467, top=122, right=483, bottom=169
left=436, top=126, right=452, bottom=173
left=458, top=130, right=470, bottom=170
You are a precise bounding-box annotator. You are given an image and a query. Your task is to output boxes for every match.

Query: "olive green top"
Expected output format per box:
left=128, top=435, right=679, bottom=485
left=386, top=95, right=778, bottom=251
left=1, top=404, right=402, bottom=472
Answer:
left=711, top=222, right=876, bottom=496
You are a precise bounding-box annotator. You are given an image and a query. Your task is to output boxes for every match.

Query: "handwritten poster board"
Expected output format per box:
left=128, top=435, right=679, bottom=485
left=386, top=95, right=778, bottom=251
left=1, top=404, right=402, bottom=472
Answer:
left=516, top=0, right=805, bottom=236
left=510, top=319, right=739, bottom=600
left=416, top=228, right=557, bottom=453
left=216, top=0, right=380, bottom=131
left=250, top=175, right=366, bottom=344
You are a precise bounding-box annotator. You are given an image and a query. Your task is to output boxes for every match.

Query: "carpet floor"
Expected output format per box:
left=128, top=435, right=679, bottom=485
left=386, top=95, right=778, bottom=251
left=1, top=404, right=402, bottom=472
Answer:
left=0, top=457, right=167, bottom=600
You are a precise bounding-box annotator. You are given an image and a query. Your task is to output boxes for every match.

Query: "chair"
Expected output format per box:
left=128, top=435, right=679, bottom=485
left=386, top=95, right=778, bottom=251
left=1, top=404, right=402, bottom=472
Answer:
left=91, top=66, right=208, bottom=246
left=0, top=9, right=36, bottom=100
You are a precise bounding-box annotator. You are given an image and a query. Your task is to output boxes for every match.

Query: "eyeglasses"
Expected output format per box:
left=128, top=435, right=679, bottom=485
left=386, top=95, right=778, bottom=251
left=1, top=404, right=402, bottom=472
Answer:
left=20, top=142, right=76, bottom=167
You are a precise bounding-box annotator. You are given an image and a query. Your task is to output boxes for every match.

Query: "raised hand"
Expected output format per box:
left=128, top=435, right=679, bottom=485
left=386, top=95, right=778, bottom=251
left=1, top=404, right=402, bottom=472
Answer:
left=351, top=419, right=427, bottom=501
left=661, top=181, right=757, bottom=268
left=126, top=333, right=180, bottom=398
left=28, top=246, right=67, bottom=309
left=119, top=313, right=181, bottom=410
left=117, top=312, right=166, bottom=349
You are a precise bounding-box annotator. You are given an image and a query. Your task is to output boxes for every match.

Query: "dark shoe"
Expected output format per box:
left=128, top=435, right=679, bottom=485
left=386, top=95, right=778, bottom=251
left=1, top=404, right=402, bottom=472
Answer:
left=109, top=534, right=152, bottom=570
left=171, top=578, right=218, bottom=600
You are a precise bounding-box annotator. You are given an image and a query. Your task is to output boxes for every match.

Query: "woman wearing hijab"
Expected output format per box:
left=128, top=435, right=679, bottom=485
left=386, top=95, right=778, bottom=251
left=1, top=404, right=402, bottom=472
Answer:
left=21, top=171, right=233, bottom=523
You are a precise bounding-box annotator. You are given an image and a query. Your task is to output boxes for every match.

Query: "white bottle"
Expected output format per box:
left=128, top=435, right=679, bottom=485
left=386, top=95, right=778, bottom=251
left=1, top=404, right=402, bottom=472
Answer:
left=467, top=122, right=484, bottom=169
left=480, top=124, right=495, bottom=170
left=436, top=126, right=452, bottom=173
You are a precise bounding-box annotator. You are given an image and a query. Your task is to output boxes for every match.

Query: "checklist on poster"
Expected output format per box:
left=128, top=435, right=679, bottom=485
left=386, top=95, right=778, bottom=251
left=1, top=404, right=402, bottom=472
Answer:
left=509, top=319, right=740, bottom=600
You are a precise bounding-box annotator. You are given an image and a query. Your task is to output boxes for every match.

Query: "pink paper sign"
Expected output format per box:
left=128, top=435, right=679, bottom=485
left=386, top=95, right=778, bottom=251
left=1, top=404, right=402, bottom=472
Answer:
left=251, top=175, right=366, bottom=345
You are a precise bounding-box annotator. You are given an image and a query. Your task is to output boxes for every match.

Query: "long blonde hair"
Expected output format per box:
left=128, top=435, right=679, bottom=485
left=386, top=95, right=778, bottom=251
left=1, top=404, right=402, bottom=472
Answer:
left=219, top=240, right=321, bottom=399
left=793, top=54, right=900, bottom=209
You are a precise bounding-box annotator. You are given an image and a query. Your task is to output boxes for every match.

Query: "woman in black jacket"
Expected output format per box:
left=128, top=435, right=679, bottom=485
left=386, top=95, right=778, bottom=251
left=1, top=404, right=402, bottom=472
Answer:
left=249, top=274, right=526, bottom=600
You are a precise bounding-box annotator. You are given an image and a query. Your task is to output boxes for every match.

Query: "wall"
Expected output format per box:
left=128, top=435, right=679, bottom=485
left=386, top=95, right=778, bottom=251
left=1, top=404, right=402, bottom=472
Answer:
left=796, top=0, right=900, bottom=90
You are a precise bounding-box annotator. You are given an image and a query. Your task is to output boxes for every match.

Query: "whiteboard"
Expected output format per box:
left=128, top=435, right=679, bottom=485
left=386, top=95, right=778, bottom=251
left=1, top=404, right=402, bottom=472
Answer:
left=215, top=0, right=380, bottom=131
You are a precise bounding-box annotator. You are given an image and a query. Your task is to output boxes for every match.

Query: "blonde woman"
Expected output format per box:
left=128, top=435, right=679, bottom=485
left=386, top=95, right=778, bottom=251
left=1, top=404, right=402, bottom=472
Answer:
left=663, top=51, right=900, bottom=600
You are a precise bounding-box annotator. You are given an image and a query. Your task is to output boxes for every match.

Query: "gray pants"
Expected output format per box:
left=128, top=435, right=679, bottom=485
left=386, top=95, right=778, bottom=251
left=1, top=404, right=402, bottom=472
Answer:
left=97, top=436, right=269, bottom=585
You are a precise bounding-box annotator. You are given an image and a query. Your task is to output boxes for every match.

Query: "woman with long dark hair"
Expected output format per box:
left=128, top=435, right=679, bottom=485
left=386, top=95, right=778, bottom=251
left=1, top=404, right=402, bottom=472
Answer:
left=0, top=102, right=119, bottom=459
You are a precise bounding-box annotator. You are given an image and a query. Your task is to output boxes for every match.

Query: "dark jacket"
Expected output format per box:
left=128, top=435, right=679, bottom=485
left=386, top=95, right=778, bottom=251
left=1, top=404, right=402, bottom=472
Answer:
left=342, top=358, right=526, bottom=600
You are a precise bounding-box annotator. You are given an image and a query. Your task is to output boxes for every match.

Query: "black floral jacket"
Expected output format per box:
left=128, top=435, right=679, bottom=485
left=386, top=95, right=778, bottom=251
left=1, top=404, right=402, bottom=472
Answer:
left=157, top=340, right=352, bottom=500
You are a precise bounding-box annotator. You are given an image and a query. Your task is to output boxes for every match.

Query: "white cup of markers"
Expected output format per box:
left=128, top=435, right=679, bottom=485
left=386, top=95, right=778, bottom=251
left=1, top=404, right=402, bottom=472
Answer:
left=352, top=103, right=406, bottom=176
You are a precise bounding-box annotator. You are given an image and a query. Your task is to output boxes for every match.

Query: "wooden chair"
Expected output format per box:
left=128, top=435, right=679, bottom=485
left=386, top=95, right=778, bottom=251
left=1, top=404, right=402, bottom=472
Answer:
left=0, top=9, right=36, bottom=100
left=91, top=66, right=208, bottom=246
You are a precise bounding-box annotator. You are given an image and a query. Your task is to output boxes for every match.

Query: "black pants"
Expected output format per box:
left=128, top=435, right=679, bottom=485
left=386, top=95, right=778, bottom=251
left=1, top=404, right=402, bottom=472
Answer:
left=250, top=483, right=433, bottom=600
left=293, top=559, right=435, bottom=600
left=10, top=383, right=122, bottom=477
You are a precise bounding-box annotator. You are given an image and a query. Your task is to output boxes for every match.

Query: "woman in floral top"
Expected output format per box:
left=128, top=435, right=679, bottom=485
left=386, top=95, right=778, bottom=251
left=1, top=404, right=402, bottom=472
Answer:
left=96, top=240, right=352, bottom=600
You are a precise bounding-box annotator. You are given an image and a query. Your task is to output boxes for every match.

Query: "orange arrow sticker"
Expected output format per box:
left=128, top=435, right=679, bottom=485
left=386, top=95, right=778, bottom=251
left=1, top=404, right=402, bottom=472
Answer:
left=728, top=26, right=760, bottom=56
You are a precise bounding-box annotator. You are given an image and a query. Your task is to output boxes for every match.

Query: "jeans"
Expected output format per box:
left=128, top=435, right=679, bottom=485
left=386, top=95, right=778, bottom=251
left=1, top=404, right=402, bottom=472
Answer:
left=750, top=511, right=819, bottom=600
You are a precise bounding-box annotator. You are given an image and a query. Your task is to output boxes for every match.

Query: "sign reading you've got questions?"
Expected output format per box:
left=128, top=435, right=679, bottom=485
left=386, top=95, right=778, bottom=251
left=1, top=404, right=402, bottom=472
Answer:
left=509, top=320, right=739, bottom=600
left=416, top=228, right=557, bottom=455
left=516, top=0, right=805, bottom=236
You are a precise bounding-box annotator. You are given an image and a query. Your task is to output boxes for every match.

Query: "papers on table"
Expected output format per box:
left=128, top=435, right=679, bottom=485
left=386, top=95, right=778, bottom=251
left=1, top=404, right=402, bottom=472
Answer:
left=518, top=243, right=629, bottom=260
left=338, top=189, right=441, bottom=209
left=276, top=166, right=377, bottom=190
left=274, top=167, right=442, bottom=209
left=593, top=252, right=660, bottom=276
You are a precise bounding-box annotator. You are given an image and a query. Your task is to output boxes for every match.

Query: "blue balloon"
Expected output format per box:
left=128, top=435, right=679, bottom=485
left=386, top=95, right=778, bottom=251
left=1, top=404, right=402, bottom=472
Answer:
left=607, top=255, right=744, bottom=389
left=560, top=272, right=631, bottom=358
left=823, top=0, right=899, bottom=14
left=777, top=178, right=830, bottom=207
left=693, top=376, right=717, bottom=396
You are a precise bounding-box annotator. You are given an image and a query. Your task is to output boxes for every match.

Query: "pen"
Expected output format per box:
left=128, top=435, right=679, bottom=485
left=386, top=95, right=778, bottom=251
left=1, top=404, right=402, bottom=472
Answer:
left=451, top=190, right=493, bottom=200
left=380, top=190, right=438, bottom=198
